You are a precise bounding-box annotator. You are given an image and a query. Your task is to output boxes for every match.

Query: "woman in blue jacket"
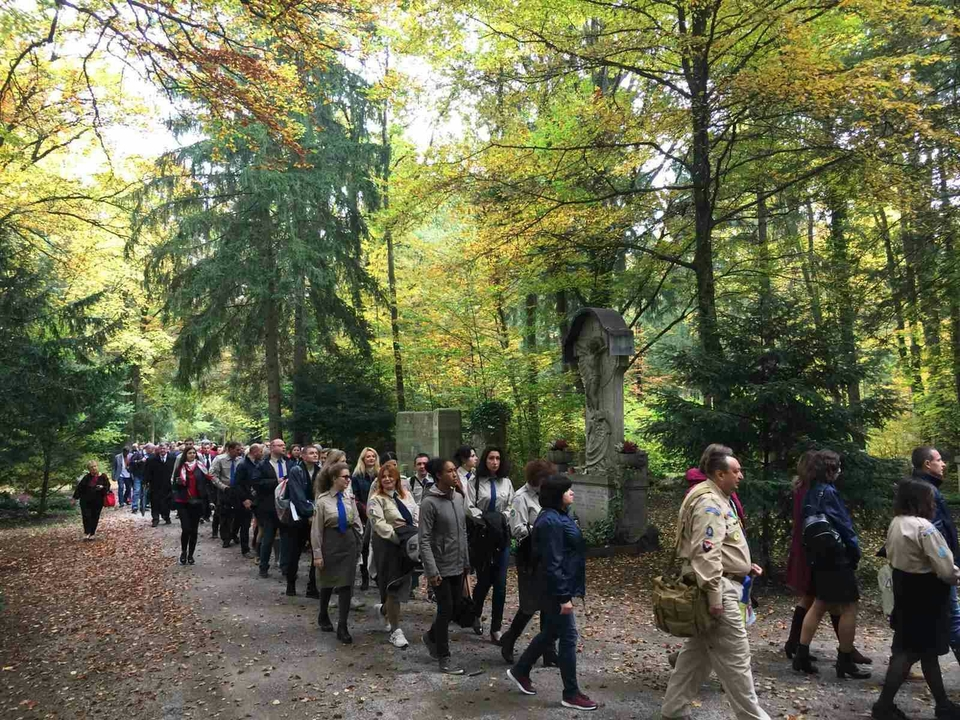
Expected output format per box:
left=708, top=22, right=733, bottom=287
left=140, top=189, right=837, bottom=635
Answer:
left=793, top=450, right=870, bottom=679
left=505, top=475, right=597, bottom=712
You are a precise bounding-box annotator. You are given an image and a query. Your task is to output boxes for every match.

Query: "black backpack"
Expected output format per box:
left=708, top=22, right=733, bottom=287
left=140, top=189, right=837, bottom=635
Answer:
left=802, top=485, right=845, bottom=567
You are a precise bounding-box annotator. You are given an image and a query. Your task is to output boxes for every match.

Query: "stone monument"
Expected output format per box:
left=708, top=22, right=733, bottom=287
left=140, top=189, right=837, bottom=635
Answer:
left=563, top=308, right=633, bottom=475
left=396, top=409, right=462, bottom=473
left=562, top=308, right=649, bottom=544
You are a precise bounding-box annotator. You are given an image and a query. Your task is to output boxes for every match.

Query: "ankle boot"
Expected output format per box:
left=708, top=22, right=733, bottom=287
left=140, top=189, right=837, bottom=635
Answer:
left=285, top=581, right=297, bottom=597
left=792, top=644, right=818, bottom=675
left=337, top=624, right=353, bottom=644
left=849, top=646, right=873, bottom=665
left=836, top=651, right=871, bottom=679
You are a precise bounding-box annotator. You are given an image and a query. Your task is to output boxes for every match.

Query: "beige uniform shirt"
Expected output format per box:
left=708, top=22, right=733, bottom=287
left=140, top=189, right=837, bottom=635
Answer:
left=311, top=490, right=363, bottom=562
left=466, top=476, right=515, bottom=522
left=678, top=480, right=752, bottom=607
left=886, top=515, right=958, bottom=581
left=208, top=453, right=235, bottom=492
left=368, top=490, right=420, bottom=543
left=510, top=484, right=541, bottom=542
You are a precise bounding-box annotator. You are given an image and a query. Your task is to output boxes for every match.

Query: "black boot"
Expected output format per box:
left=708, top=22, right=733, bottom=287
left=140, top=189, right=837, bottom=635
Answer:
left=836, top=651, right=871, bottom=679
left=337, top=624, right=353, bottom=644
left=792, top=643, right=818, bottom=675
left=179, top=552, right=187, bottom=565
left=317, top=612, right=333, bottom=631
left=500, top=631, right=516, bottom=664
left=360, top=566, right=370, bottom=592
left=285, top=580, right=297, bottom=597
left=831, top=613, right=872, bottom=664
left=785, top=606, right=806, bottom=659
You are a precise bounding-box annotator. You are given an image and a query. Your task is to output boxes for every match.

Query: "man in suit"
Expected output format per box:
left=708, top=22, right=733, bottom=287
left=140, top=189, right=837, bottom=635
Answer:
left=235, top=443, right=265, bottom=566
left=254, top=438, right=287, bottom=578
left=145, top=443, right=175, bottom=526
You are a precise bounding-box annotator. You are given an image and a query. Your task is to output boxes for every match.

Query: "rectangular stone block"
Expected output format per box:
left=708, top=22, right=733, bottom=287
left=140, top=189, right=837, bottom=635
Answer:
left=396, top=409, right=462, bottom=471
left=570, top=472, right=616, bottom=529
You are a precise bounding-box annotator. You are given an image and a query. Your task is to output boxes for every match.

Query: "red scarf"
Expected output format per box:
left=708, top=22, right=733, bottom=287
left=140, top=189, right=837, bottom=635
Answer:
left=180, top=461, right=200, bottom=499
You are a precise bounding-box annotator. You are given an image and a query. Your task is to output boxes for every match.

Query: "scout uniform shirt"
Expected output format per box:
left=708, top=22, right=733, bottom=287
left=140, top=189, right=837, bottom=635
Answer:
left=886, top=515, right=957, bottom=579
left=677, top=479, right=752, bottom=608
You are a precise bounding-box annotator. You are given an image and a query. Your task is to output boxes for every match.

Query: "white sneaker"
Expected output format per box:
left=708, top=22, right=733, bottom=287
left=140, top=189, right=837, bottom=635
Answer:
left=389, top=628, right=409, bottom=648
left=373, top=603, right=392, bottom=632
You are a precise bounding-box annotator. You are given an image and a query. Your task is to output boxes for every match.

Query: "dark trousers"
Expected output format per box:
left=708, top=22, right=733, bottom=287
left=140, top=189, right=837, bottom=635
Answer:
left=473, top=544, right=510, bottom=633
left=257, top=509, right=278, bottom=572
left=230, top=506, right=251, bottom=552
left=514, top=600, right=580, bottom=699
left=80, top=499, right=103, bottom=535
left=178, top=503, right=203, bottom=557
left=282, top=522, right=317, bottom=591
left=428, top=574, right=462, bottom=660
left=151, top=490, right=171, bottom=523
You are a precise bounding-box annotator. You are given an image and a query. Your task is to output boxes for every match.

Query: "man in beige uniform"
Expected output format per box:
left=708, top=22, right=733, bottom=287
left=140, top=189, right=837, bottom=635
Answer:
left=662, top=450, right=770, bottom=720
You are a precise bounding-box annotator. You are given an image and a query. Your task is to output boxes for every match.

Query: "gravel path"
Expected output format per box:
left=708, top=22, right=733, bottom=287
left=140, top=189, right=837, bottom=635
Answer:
left=1, top=509, right=955, bottom=719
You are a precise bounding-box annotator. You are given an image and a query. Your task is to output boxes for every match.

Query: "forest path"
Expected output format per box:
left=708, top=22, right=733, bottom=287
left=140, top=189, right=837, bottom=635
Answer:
left=0, top=508, right=943, bottom=720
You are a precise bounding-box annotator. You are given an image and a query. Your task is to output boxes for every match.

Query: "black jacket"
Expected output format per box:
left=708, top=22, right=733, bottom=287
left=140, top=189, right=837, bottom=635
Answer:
left=233, top=455, right=262, bottom=506
left=73, top=473, right=109, bottom=505
left=144, top=453, right=176, bottom=497
left=255, top=457, right=288, bottom=513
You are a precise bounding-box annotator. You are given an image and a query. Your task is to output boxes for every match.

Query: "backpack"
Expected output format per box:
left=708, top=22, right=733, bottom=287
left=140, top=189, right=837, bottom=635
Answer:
left=802, top=485, right=845, bottom=567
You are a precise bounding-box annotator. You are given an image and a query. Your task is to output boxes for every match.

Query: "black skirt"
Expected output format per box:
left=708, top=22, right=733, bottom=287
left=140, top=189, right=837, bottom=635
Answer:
left=891, top=568, right=952, bottom=656
left=812, top=564, right=860, bottom=604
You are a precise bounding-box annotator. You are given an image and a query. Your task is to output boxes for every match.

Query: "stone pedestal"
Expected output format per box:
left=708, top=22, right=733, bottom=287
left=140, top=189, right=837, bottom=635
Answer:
left=396, top=409, right=462, bottom=471
left=616, top=452, right=649, bottom=544
left=570, top=473, right=618, bottom=528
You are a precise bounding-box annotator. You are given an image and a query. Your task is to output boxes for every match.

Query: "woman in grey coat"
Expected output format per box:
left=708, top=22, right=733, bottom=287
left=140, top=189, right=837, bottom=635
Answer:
left=419, top=458, right=471, bottom=674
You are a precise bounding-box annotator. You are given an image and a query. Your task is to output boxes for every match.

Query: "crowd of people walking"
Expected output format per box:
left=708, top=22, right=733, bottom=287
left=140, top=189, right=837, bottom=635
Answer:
left=85, top=438, right=960, bottom=718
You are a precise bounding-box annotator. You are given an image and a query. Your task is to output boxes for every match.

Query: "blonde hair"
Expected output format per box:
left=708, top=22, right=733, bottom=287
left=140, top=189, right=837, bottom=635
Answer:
left=352, top=447, right=380, bottom=478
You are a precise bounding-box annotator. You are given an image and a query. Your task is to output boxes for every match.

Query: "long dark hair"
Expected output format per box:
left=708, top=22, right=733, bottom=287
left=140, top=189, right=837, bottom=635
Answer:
left=539, top=475, right=572, bottom=512
left=477, top=446, right=510, bottom=480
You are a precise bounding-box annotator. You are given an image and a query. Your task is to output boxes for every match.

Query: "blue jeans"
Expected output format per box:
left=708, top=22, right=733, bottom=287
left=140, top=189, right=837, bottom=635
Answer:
left=116, top=475, right=131, bottom=505
left=949, top=585, right=960, bottom=649
left=131, top=476, right=145, bottom=512
left=473, top=543, right=510, bottom=633
left=513, top=599, right=580, bottom=699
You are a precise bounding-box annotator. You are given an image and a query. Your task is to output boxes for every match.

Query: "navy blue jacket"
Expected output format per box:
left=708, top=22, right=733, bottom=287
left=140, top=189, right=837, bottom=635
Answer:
left=534, top=508, right=586, bottom=603
left=915, top=471, right=959, bottom=556
left=803, top=481, right=861, bottom=564
left=286, top=463, right=317, bottom=523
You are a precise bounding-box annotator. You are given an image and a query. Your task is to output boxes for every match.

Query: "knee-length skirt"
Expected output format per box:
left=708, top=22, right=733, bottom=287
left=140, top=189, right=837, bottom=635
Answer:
left=891, top=568, right=952, bottom=656
left=319, top=526, right=359, bottom=589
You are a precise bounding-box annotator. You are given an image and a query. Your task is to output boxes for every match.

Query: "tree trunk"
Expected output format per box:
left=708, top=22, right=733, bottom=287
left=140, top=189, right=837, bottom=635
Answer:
left=899, top=189, right=926, bottom=392
left=802, top=199, right=824, bottom=330
left=524, top=293, right=540, bottom=460
left=876, top=207, right=913, bottom=381
left=39, top=444, right=52, bottom=515
left=291, top=285, right=307, bottom=444
left=381, top=116, right=406, bottom=411
left=827, top=189, right=864, bottom=444
left=265, top=287, right=283, bottom=441
left=757, top=191, right=772, bottom=348
left=939, top=159, right=960, bottom=406
left=682, top=4, right=722, bottom=365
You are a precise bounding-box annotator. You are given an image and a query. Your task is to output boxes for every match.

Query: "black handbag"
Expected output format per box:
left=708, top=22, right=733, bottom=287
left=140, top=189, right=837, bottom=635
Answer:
left=802, top=485, right=845, bottom=566
left=454, top=575, right=478, bottom=628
